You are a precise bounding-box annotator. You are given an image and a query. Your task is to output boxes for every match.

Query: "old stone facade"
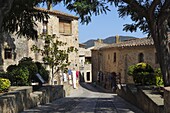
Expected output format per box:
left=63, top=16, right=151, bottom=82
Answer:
left=2, top=8, right=79, bottom=84
left=92, top=37, right=160, bottom=90
left=79, top=44, right=93, bottom=83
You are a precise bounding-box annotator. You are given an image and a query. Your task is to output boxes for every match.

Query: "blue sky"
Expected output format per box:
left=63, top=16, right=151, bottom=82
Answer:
left=53, top=4, right=147, bottom=43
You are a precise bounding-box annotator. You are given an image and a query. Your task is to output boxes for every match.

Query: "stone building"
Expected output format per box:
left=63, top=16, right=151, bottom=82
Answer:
left=2, top=7, right=79, bottom=84
left=79, top=43, right=93, bottom=83
left=78, top=38, right=111, bottom=83
left=92, top=37, right=160, bottom=90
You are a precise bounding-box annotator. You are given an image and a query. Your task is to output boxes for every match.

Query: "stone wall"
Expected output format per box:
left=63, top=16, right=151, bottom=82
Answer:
left=117, top=85, right=164, bottom=113
left=0, top=85, right=65, bottom=113
left=92, top=44, right=160, bottom=85
left=164, top=87, right=170, bottom=113
left=117, top=46, right=159, bottom=83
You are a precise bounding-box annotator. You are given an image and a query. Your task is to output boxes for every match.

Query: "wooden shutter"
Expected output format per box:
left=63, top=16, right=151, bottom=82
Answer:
left=59, top=19, right=72, bottom=35
left=59, top=21, right=64, bottom=33
left=64, top=22, right=71, bottom=34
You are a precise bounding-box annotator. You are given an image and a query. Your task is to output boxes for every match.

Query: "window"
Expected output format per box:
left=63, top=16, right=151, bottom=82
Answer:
left=59, top=19, right=72, bottom=35
left=4, top=48, right=12, bottom=59
left=113, top=52, right=116, bottom=62
left=138, top=53, right=144, bottom=63
left=42, top=21, right=48, bottom=34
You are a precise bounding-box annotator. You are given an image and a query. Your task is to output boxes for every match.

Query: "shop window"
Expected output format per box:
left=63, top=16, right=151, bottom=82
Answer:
left=59, top=19, right=72, bottom=35
left=4, top=48, right=12, bottom=59
left=138, top=53, right=144, bottom=63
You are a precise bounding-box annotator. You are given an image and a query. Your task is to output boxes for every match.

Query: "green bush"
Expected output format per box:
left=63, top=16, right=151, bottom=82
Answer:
left=154, top=68, right=164, bottom=86
left=127, top=63, right=155, bottom=85
left=6, top=57, right=49, bottom=85
left=0, top=78, right=11, bottom=92
left=0, top=72, right=8, bottom=78
left=18, top=57, right=38, bottom=83
left=7, top=64, right=18, bottom=72
left=8, top=66, right=29, bottom=86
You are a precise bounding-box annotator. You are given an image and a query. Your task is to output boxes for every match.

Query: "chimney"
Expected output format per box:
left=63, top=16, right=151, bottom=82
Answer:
left=47, top=0, right=52, bottom=10
left=94, top=39, right=103, bottom=47
left=98, top=39, right=103, bottom=43
left=115, top=35, right=120, bottom=43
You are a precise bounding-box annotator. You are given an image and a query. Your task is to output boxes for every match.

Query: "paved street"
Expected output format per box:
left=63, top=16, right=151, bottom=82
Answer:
left=21, top=83, right=144, bottom=113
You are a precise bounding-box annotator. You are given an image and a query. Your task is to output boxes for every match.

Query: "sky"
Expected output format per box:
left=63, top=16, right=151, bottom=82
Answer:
left=53, top=3, right=147, bottom=43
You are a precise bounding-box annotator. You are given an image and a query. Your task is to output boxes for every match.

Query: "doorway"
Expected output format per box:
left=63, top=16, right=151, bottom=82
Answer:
left=87, top=72, right=90, bottom=81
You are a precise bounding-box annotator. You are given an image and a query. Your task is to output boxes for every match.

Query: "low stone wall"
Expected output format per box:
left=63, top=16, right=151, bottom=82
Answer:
left=0, top=85, right=65, bottom=113
left=117, top=84, right=164, bottom=113
left=164, top=87, right=170, bottom=113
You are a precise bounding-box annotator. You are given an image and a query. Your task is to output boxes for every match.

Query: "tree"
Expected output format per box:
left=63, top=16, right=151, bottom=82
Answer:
left=0, top=0, right=109, bottom=37
left=110, top=0, right=170, bottom=86
left=31, top=35, right=77, bottom=84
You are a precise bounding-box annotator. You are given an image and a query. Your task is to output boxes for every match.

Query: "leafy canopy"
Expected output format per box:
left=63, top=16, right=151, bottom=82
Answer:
left=2, top=0, right=111, bottom=38
left=31, top=35, right=77, bottom=72
left=110, top=0, right=170, bottom=34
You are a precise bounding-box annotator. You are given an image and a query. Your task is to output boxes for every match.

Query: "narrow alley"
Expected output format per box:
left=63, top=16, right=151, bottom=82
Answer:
left=21, top=83, right=144, bottom=113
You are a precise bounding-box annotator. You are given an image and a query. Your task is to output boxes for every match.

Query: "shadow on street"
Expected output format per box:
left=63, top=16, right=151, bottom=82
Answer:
left=78, top=82, right=114, bottom=94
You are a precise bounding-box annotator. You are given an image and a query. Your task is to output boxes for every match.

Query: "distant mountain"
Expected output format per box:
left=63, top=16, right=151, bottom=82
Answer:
left=82, top=36, right=137, bottom=48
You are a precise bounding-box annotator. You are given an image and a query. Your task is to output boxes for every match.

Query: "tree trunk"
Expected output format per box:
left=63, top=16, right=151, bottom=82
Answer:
left=151, top=23, right=170, bottom=86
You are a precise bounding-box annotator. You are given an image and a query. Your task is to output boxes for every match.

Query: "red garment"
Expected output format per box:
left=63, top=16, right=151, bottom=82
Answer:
left=76, top=71, right=79, bottom=78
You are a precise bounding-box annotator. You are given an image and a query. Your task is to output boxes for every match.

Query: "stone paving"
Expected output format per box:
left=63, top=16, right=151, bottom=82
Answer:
left=21, top=83, right=144, bottom=113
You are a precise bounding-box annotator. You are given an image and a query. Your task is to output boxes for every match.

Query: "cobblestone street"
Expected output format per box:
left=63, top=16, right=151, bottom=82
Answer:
left=21, top=83, right=144, bottom=113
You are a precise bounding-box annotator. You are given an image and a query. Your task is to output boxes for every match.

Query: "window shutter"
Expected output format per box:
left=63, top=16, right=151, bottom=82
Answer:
left=59, top=19, right=72, bottom=35
left=64, top=22, right=71, bottom=34
left=59, top=21, right=64, bottom=33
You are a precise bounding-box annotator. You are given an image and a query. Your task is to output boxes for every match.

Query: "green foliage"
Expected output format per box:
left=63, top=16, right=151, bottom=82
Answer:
left=31, top=35, right=75, bottom=73
left=0, top=72, right=8, bottom=78
left=6, top=64, right=18, bottom=72
left=65, top=0, right=110, bottom=24
left=127, top=63, right=155, bottom=85
left=127, top=65, right=136, bottom=76
left=2, top=0, right=49, bottom=39
left=1, top=0, right=110, bottom=39
left=8, top=66, right=29, bottom=86
left=18, top=57, right=38, bottom=83
left=6, top=57, right=49, bottom=86
left=0, top=78, right=11, bottom=92
left=35, top=62, right=49, bottom=82
left=154, top=68, right=164, bottom=86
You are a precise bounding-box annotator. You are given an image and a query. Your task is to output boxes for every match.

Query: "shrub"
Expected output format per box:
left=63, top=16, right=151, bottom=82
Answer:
left=6, top=57, right=49, bottom=85
left=154, top=68, right=164, bottom=86
left=8, top=66, right=29, bottom=86
left=7, top=64, right=18, bottom=72
left=127, top=63, right=155, bottom=85
left=0, top=78, right=11, bottom=92
left=0, top=72, right=8, bottom=78
left=18, top=57, right=38, bottom=83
